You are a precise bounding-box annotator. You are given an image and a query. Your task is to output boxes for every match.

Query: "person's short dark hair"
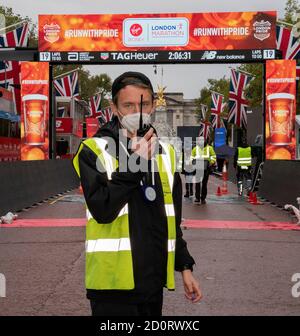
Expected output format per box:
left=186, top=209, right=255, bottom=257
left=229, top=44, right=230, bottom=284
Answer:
left=241, top=135, right=248, bottom=146
left=112, top=71, right=154, bottom=105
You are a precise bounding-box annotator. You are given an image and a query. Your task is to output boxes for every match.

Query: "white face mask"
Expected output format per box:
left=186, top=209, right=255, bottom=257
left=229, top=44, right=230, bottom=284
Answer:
left=198, top=141, right=204, bottom=149
left=119, top=112, right=151, bottom=134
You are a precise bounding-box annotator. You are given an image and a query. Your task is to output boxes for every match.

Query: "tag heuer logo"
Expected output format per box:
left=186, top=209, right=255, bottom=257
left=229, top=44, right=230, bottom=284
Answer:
left=100, top=53, right=109, bottom=60
left=43, top=23, right=61, bottom=43
left=253, top=20, right=271, bottom=41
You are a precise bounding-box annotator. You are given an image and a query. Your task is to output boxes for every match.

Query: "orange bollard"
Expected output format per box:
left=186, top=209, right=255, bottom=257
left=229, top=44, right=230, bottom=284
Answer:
left=216, top=186, right=222, bottom=196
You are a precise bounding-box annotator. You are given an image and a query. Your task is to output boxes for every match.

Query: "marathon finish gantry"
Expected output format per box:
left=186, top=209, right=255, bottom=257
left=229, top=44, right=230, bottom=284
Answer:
left=0, top=10, right=299, bottom=214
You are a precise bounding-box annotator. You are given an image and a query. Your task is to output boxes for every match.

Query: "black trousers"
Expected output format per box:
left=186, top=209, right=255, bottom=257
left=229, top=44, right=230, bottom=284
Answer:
left=236, top=166, right=252, bottom=182
left=195, top=168, right=210, bottom=201
left=90, top=297, right=163, bottom=316
left=185, top=183, right=193, bottom=196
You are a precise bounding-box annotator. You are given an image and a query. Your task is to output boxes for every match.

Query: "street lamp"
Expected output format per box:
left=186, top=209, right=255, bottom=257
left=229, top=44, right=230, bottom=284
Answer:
left=153, top=65, right=163, bottom=86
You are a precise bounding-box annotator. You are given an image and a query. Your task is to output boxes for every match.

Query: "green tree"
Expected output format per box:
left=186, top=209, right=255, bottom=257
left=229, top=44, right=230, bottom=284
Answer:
left=284, top=0, right=300, bottom=24
left=0, top=5, right=37, bottom=47
left=237, top=64, right=263, bottom=108
left=91, top=74, right=112, bottom=97
left=90, top=73, right=112, bottom=107
left=195, top=76, right=230, bottom=123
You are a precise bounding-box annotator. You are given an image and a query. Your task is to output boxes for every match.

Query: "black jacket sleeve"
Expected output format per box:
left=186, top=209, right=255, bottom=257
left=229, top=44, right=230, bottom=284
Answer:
left=173, top=172, right=196, bottom=271
left=78, top=145, right=142, bottom=223
left=233, top=148, right=238, bottom=169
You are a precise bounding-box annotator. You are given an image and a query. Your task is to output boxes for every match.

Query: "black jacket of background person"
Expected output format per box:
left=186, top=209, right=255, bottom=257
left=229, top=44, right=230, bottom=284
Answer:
left=78, top=116, right=195, bottom=304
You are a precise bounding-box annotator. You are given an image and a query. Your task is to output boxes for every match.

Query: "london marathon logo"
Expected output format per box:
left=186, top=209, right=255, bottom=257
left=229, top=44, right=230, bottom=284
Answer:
left=123, top=18, right=189, bottom=47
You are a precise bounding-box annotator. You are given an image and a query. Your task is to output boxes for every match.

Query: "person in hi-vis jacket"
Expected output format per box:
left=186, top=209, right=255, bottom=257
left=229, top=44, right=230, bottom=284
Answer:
left=190, top=137, right=216, bottom=204
left=73, top=72, right=202, bottom=316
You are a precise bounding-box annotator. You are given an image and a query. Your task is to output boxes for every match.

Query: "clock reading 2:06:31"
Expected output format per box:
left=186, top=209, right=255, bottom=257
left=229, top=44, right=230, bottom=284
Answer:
left=168, top=51, right=191, bottom=60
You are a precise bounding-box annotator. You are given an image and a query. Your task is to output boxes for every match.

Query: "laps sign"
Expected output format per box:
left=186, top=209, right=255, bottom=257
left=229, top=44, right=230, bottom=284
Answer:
left=38, top=12, right=276, bottom=52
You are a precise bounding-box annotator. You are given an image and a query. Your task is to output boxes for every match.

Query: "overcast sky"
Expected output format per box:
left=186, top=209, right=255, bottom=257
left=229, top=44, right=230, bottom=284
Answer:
left=1, top=0, right=287, bottom=98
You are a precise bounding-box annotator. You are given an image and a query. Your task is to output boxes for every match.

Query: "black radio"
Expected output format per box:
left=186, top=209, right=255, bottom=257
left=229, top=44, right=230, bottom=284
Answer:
left=136, top=94, right=153, bottom=137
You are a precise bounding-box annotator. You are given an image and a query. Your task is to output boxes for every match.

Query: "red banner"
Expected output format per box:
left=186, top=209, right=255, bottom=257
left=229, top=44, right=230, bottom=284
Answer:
left=86, top=118, right=99, bottom=138
left=21, top=62, right=49, bottom=160
left=266, top=60, right=296, bottom=160
left=74, top=119, right=83, bottom=138
left=56, top=117, right=73, bottom=134
left=39, top=12, right=276, bottom=52
left=0, top=137, right=21, bottom=162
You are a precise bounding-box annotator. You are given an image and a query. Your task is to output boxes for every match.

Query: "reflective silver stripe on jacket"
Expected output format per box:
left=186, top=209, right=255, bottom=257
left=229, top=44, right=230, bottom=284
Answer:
left=159, top=141, right=174, bottom=191
left=85, top=238, right=131, bottom=252
left=168, top=239, right=176, bottom=252
left=93, top=138, right=115, bottom=180
left=86, top=204, right=129, bottom=221
left=237, top=158, right=252, bottom=165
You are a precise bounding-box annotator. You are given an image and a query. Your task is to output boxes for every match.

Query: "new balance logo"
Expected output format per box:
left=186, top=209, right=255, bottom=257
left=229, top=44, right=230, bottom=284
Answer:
left=201, top=51, right=217, bottom=60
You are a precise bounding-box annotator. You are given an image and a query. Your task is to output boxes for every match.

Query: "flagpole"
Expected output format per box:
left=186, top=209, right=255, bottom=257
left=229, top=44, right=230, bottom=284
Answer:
left=277, top=20, right=294, bottom=28
left=53, top=67, right=80, bottom=79
left=229, top=66, right=254, bottom=77
left=209, top=90, right=225, bottom=96
left=0, top=20, right=28, bottom=33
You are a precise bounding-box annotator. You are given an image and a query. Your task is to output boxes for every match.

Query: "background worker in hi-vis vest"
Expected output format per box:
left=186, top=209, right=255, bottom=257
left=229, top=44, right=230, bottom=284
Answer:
left=190, top=137, right=217, bottom=204
left=73, top=72, right=202, bottom=316
left=233, top=136, right=253, bottom=196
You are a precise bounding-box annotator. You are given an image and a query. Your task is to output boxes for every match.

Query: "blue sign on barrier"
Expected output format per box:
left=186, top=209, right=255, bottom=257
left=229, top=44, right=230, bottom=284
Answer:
left=214, top=127, right=226, bottom=147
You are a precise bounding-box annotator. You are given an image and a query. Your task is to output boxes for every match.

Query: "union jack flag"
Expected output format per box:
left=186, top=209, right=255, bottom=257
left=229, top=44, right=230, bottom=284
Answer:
left=98, top=107, right=113, bottom=125
left=210, top=91, right=225, bottom=128
left=0, top=22, right=29, bottom=113
left=57, top=106, right=67, bottom=118
left=0, top=21, right=29, bottom=48
left=228, top=69, right=252, bottom=129
left=53, top=71, right=79, bottom=97
left=88, top=94, right=102, bottom=118
left=198, top=120, right=211, bottom=140
left=276, top=24, right=300, bottom=79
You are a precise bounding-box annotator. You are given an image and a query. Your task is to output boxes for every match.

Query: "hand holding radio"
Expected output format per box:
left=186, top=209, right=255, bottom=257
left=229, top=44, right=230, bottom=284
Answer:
left=131, top=94, right=157, bottom=161
left=131, top=127, right=157, bottom=161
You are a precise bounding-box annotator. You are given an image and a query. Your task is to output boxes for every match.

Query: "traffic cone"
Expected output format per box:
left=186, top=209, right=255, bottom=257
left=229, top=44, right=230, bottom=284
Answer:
left=79, top=184, right=83, bottom=194
left=221, top=162, right=228, bottom=194
left=216, top=186, right=222, bottom=196
left=221, top=180, right=228, bottom=194
left=250, top=192, right=263, bottom=205
left=248, top=191, right=254, bottom=203
left=222, top=161, right=228, bottom=181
